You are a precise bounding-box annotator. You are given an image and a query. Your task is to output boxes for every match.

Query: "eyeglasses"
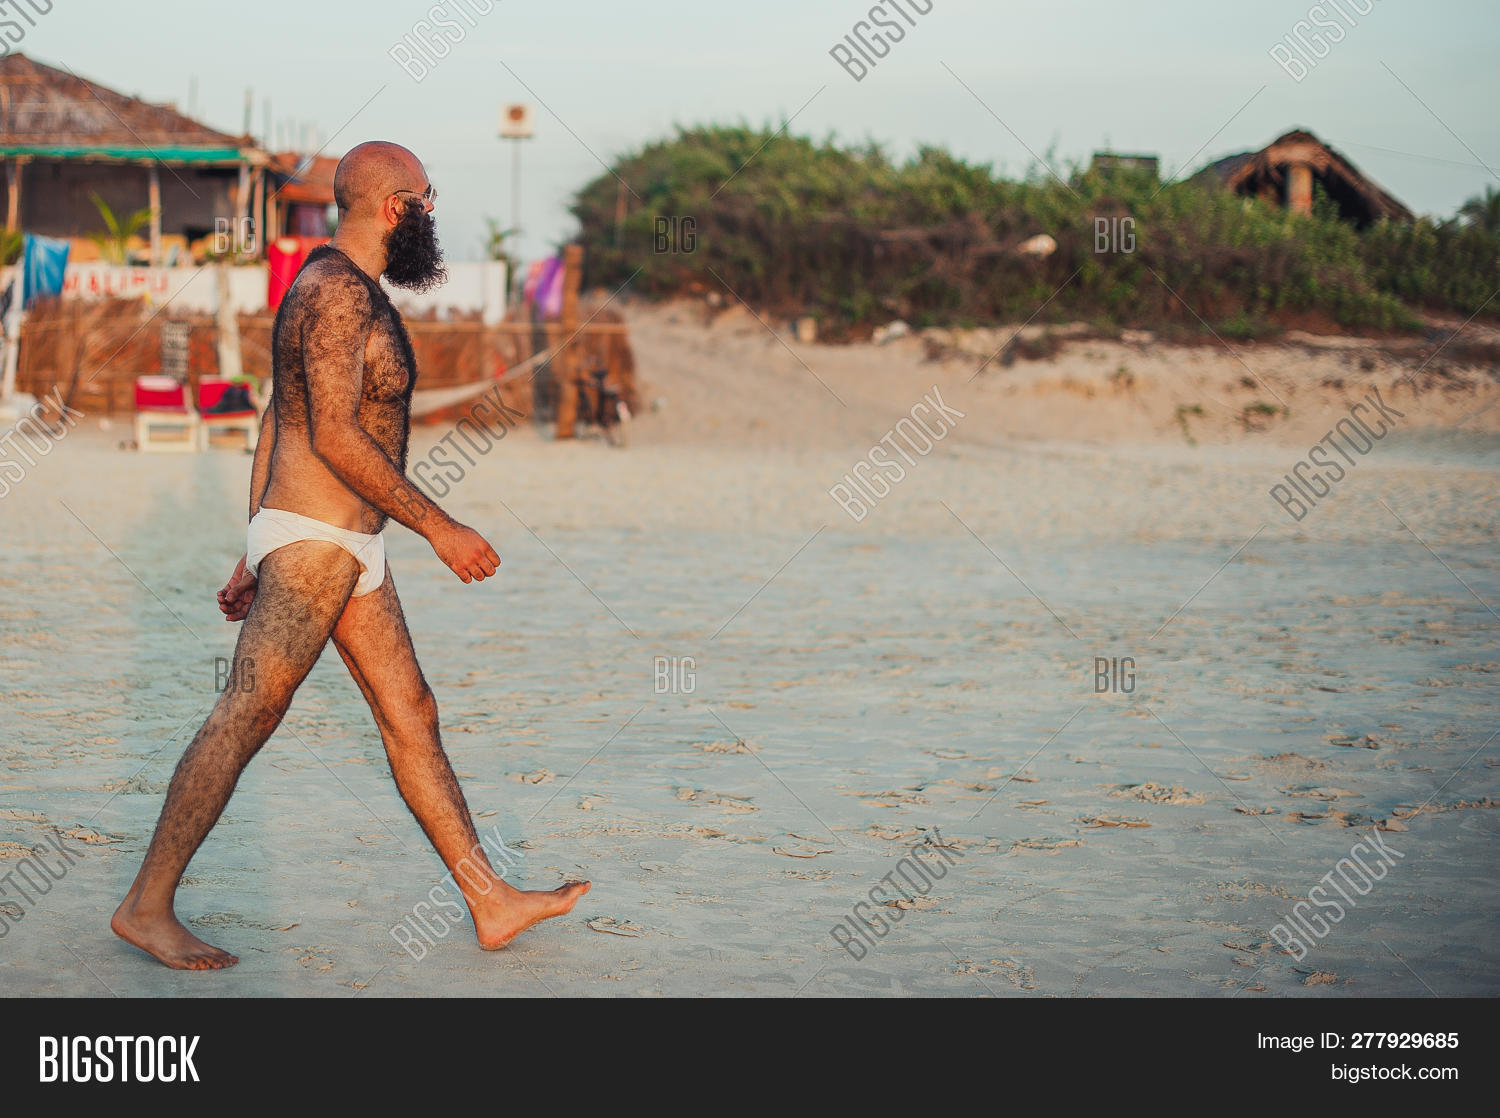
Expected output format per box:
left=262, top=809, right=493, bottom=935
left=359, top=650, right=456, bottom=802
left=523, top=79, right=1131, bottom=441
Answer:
left=393, top=184, right=437, bottom=206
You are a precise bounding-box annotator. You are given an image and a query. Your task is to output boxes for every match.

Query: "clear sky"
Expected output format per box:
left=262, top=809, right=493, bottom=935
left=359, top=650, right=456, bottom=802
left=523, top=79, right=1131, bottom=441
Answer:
left=20, top=0, right=1500, bottom=262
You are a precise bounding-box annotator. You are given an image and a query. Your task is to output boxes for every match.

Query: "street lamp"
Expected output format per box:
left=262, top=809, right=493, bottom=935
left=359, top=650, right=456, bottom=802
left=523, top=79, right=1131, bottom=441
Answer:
left=498, top=103, right=533, bottom=257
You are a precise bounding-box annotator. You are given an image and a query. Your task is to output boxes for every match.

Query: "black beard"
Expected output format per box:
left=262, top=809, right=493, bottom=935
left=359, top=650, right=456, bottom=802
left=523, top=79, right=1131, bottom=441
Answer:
left=383, top=201, right=447, bottom=292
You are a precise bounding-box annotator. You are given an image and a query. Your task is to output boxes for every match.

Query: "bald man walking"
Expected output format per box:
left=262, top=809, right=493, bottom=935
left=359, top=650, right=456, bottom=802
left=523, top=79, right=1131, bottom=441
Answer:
left=112, top=141, right=588, bottom=970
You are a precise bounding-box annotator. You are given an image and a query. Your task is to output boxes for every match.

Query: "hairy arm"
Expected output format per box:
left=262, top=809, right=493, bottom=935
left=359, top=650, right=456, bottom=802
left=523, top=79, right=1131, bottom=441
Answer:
left=248, top=398, right=276, bottom=521
left=303, top=267, right=499, bottom=583
left=220, top=397, right=277, bottom=621
left=302, top=270, right=446, bottom=533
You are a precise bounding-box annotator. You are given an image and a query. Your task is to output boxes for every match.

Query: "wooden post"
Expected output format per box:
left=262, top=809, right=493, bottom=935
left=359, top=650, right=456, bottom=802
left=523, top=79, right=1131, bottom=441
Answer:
left=251, top=166, right=265, bottom=259
left=5, top=157, right=22, bottom=230
left=148, top=164, right=162, bottom=265
left=236, top=161, right=251, bottom=234
left=552, top=243, right=584, bottom=439
left=265, top=176, right=280, bottom=246
left=215, top=261, right=243, bottom=382
left=1286, top=162, right=1313, bottom=217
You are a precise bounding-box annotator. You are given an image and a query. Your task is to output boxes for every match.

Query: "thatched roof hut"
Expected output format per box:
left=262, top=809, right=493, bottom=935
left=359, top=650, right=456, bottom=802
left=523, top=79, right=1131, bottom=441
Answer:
left=0, top=52, right=268, bottom=262
left=0, top=52, right=248, bottom=153
left=1196, top=129, right=1413, bottom=228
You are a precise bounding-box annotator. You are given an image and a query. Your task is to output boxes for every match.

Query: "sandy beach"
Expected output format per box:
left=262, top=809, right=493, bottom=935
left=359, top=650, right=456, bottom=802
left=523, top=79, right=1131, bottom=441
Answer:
left=2, top=303, right=1497, bottom=996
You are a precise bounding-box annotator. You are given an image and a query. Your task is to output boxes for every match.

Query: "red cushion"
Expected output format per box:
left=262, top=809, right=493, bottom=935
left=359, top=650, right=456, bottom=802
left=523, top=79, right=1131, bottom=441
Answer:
left=135, top=384, right=185, bottom=409
left=198, top=379, right=256, bottom=417
left=198, top=379, right=229, bottom=409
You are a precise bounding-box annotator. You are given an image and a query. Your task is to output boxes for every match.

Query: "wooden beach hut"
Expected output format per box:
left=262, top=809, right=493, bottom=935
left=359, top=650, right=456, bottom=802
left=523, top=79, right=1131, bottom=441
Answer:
left=0, top=53, right=268, bottom=265
left=1195, top=129, right=1413, bottom=229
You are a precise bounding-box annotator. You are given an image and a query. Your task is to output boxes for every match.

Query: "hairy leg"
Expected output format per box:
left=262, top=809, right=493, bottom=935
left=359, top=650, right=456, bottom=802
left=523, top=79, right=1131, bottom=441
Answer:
left=112, top=543, right=361, bottom=970
left=332, top=569, right=588, bottom=950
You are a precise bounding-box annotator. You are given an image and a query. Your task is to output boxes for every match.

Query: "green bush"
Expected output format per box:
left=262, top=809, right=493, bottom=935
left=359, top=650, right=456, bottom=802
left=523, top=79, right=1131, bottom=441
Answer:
left=1359, top=218, right=1500, bottom=318
left=570, top=125, right=1488, bottom=335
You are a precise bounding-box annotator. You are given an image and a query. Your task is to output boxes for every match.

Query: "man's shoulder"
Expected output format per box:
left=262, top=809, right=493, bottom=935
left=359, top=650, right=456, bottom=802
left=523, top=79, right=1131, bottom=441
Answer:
left=288, top=248, right=377, bottom=313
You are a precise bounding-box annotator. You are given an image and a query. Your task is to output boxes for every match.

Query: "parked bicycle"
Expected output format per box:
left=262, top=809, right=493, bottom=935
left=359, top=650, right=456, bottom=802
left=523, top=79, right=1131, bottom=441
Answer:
left=574, top=365, right=631, bottom=447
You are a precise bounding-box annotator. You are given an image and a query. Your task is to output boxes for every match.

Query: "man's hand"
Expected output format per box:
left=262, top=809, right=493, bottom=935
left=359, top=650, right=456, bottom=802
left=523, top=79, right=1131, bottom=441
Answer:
left=218, top=554, right=258, bottom=621
left=427, top=519, right=500, bottom=583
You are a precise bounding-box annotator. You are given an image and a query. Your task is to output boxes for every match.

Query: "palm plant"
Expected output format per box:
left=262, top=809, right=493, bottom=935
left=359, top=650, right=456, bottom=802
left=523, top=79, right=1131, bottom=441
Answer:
left=88, top=192, right=155, bottom=264
left=484, top=217, right=517, bottom=266
left=1458, top=186, right=1500, bottom=235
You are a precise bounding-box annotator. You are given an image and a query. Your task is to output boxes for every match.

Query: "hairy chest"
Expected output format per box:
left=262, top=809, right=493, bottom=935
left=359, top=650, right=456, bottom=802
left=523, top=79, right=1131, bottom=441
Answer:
left=360, top=308, right=419, bottom=404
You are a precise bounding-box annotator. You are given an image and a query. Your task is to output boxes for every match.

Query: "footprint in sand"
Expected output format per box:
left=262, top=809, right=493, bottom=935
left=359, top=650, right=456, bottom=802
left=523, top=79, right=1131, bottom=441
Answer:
left=1011, top=836, right=1084, bottom=853
left=866, top=824, right=921, bottom=842
left=951, top=958, right=1035, bottom=989
left=510, top=769, right=555, bottom=785
left=1298, top=969, right=1341, bottom=986
left=708, top=794, right=758, bottom=814
left=773, top=840, right=834, bottom=858
left=1111, top=782, right=1204, bottom=805
left=696, top=739, right=759, bottom=754
left=63, top=826, right=122, bottom=844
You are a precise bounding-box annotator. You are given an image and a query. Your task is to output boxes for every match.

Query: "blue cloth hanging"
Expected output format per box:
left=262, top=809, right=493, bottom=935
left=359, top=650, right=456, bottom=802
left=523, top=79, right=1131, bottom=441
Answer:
left=23, top=234, right=70, bottom=307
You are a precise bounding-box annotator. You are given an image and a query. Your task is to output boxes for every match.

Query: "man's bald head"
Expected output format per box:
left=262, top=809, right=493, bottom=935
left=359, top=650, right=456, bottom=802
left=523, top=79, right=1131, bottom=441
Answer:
left=327, top=140, right=444, bottom=291
left=333, top=141, right=425, bottom=219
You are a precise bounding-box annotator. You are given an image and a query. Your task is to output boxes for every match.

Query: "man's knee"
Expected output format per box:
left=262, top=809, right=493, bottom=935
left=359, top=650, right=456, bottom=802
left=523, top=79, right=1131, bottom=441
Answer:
left=387, top=684, right=438, bottom=733
left=246, top=699, right=292, bottom=743
left=411, top=685, right=439, bottom=728
left=187, top=692, right=290, bottom=771
left=211, top=682, right=294, bottom=744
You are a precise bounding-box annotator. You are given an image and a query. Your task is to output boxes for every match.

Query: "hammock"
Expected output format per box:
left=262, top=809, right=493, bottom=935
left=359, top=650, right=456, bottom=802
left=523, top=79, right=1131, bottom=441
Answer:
left=407, top=348, right=550, bottom=418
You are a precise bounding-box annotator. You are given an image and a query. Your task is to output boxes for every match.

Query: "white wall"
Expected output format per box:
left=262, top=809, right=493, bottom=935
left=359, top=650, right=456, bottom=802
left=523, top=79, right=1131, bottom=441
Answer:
left=18, top=261, right=511, bottom=323
left=54, top=264, right=268, bottom=315
left=386, top=260, right=510, bottom=324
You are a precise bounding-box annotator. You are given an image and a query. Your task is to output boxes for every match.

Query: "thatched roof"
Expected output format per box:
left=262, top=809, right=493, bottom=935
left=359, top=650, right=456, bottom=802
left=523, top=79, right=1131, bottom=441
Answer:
left=1196, top=129, right=1412, bottom=228
left=0, top=52, right=252, bottom=163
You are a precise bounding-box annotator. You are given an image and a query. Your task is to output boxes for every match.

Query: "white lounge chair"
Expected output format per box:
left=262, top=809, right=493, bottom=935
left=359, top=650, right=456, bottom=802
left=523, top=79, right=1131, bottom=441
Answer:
left=133, top=375, right=199, bottom=452
left=197, top=377, right=259, bottom=452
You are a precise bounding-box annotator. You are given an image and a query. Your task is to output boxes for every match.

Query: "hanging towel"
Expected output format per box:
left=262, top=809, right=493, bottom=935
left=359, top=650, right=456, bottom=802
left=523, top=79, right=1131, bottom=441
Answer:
left=537, top=254, right=564, bottom=318
left=22, top=234, right=70, bottom=307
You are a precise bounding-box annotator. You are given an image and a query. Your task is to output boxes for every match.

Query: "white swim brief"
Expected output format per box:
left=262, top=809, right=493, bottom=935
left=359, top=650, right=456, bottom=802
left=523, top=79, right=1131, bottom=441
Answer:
left=246, top=506, right=387, bottom=597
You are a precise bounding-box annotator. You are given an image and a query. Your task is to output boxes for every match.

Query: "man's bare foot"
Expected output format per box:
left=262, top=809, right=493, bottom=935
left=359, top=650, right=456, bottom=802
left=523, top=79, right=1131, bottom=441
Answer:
left=473, top=881, right=591, bottom=950
left=111, top=900, right=239, bottom=970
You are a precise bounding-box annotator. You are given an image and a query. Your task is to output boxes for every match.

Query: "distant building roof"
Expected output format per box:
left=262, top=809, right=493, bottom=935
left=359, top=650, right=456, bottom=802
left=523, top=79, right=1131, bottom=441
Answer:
left=270, top=152, right=338, bottom=206
left=1090, top=152, right=1160, bottom=178
left=1195, top=128, right=1412, bottom=227
left=0, top=52, right=253, bottom=164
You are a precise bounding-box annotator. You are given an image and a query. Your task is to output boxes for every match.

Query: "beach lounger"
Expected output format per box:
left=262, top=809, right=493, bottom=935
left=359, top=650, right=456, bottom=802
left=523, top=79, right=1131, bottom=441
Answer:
left=133, top=375, right=199, bottom=453
left=197, top=377, right=259, bottom=452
